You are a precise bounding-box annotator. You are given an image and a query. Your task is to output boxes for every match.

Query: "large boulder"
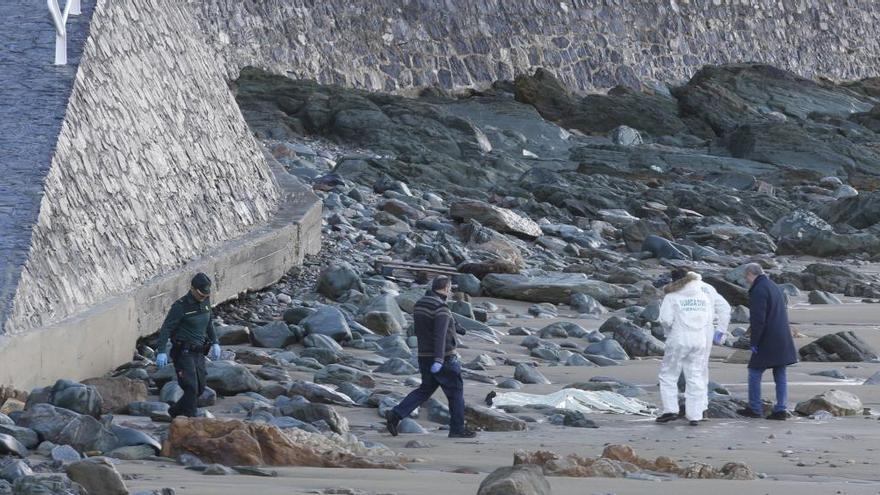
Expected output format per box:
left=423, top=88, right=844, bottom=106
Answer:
left=770, top=210, right=832, bottom=248
left=11, top=475, right=87, bottom=495
left=287, top=381, right=355, bottom=407
left=316, top=263, right=364, bottom=300
left=449, top=200, right=542, bottom=240
left=465, top=405, right=527, bottom=432
left=314, top=364, right=375, bottom=388
left=641, top=235, right=689, bottom=260
left=215, top=324, right=251, bottom=345
left=482, top=273, right=626, bottom=306
left=799, top=331, right=878, bottom=362
left=205, top=361, right=262, bottom=396
left=513, top=364, right=551, bottom=385
left=477, top=465, right=551, bottom=495
left=301, top=306, right=353, bottom=341
left=777, top=264, right=879, bottom=299
left=622, top=220, right=673, bottom=252
left=0, top=459, right=32, bottom=482
left=374, top=358, right=418, bottom=376
left=819, top=191, right=880, bottom=229
left=795, top=390, right=863, bottom=417
left=599, top=317, right=665, bottom=357
left=514, top=68, right=690, bottom=137
left=771, top=210, right=880, bottom=256
left=49, top=380, right=103, bottom=418
left=0, top=425, right=37, bottom=450
left=160, top=417, right=401, bottom=468
left=808, top=290, right=842, bottom=305
left=584, top=339, right=629, bottom=361
left=81, top=378, right=147, bottom=415
left=109, top=425, right=161, bottom=453
left=280, top=403, right=349, bottom=435
left=55, top=415, right=119, bottom=453
left=360, top=294, right=407, bottom=335
left=251, top=321, right=299, bottom=348
left=673, top=64, right=871, bottom=134
left=65, top=458, right=128, bottom=495
left=689, top=224, right=776, bottom=254
left=0, top=433, right=27, bottom=458
left=569, top=293, right=606, bottom=315
left=14, top=404, right=80, bottom=444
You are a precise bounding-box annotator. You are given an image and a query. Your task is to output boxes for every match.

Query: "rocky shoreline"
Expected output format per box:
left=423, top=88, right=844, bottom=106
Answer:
left=2, top=63, right=880, bottom=494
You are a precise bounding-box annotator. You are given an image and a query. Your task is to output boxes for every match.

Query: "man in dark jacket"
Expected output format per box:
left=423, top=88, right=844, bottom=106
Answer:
left=737, top=264, right=798, bottom=420
left=386, top=277, right=476, bottom=438
left=155, top=273, right=222, bottom=418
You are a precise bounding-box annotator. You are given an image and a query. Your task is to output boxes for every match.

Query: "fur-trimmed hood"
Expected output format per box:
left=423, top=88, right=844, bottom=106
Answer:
left=664, top=272, right=702, bottom=294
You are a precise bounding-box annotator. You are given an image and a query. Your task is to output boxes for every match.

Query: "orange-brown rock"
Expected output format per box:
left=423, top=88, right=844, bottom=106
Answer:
left=0, top=398, right=25, bottom=416
left=0, top=387, right=27, bottom=405
left=514, top=444, right=754, bottom=480
left=161, top=417, right=404, bottom=469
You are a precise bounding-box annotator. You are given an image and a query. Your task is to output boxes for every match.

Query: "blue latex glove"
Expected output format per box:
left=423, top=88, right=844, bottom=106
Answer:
left=713, top=330, right=725, bottom=345
left=750, top=346, right=758, bottom=354
left=430, top=362, right=443, bottom=374
left=156, top=353, right=168, bottom=367
left=209, top=344, right=222, bottom=360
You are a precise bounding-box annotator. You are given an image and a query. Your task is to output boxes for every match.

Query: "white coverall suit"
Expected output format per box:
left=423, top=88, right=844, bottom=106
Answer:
left=658, top=272, right=732, bottom=421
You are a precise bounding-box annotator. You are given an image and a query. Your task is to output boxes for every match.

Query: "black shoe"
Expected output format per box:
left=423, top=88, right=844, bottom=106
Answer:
left=736, top=408, right=763, bottom=418
left=655, top=413, right=678, bottom=424
left=448, top=428, right=477, bottom=438
left=766, top=410, right=789, bottom=421
left=385, top=411, right=401, bottom=437
left=689, top=420, right=699, bottom=426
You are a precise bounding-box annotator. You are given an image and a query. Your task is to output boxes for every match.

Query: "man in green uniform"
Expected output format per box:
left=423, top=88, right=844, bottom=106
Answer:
left=155, top=273, right=221, bottom=417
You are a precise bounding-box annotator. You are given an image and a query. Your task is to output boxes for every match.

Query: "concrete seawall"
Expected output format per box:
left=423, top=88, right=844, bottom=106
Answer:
left=0, top=160, right=321, bottom=391
left=0, top=0, right=321, bottom=389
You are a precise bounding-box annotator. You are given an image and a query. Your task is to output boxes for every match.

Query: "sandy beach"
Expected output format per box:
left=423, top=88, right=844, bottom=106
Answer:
left=112, top=282, right=880, bottom=495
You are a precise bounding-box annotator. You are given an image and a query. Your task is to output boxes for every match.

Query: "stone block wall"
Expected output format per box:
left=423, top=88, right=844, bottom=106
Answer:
left=0, top=0, right=96, bottom=333
left=197, top=0, right=880, bottom=93
left=5, top=0, right=280, bottom=333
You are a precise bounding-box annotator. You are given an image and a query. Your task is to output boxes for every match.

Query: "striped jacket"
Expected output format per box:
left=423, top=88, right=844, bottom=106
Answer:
left=413, top=290, right=456, bottom=362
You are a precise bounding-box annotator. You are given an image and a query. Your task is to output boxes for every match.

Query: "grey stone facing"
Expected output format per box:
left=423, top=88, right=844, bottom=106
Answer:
left=197, top=0, right=880, bottom=93
left=6, top=0, right=281, bottom=333
left=0, top=0, right=96, bottom=333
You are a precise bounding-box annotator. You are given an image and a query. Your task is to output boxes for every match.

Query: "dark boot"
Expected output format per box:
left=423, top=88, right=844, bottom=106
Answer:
left=385, top=410, right=401, bottom=436
left=448, top=428, right=477, bottom=438
left=655, top=413, right=678, bottom=424
left=766, top=410, right=789, bottom=421
left=736, top=408, right=763, bottom=418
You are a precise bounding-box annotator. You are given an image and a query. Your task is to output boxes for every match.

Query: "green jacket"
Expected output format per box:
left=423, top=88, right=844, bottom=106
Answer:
left=157, top=292, right=218, bottom=353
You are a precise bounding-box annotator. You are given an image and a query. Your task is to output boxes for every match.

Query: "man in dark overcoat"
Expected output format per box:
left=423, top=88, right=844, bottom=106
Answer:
left=737, top=263, right=798, bottom=420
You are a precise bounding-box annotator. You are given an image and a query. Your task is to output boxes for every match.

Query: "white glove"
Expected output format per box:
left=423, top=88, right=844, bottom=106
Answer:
left=156, top=353, right=168, bottom=367
left=209, top=343, right=222, bottom=360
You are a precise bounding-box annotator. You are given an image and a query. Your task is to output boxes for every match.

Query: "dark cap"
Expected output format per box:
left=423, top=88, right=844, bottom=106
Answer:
left=432, top=276, right=451, bottom=292
left=191, top=273, right=212, bottom=294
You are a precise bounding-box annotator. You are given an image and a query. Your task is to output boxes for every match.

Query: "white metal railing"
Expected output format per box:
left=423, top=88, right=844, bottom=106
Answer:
left=47, top=0, right=81, bottom=65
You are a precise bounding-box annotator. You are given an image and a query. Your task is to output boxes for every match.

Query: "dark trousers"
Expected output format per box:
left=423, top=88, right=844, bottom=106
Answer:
left=393, top=356, right=465, bottom=433
left=170, top=347, right=207, bottom=417
left=748, top=365, right=788, bottom=414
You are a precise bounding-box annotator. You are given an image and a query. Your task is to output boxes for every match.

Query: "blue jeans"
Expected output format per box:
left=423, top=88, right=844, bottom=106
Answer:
left=748, top=366, right=788, bottom=414
left=393, top=356, right=465, bottom=433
